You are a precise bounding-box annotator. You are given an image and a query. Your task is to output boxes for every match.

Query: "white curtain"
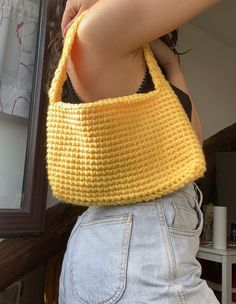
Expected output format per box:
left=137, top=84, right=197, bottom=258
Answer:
left=0, top=0, right=39, bottom=118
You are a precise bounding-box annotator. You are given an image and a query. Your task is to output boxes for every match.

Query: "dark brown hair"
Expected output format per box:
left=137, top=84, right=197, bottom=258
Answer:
left=45, top=0, right=66, bottom=90
left=160, top=30, right=189, bottom=59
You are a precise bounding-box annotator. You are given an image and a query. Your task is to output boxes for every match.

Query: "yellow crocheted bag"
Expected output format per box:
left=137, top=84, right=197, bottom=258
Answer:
left=47, top=12, right=206, bottom=206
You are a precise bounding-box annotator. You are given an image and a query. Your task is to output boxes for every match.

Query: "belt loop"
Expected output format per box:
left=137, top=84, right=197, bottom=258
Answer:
left=193, top=182, right=203, bottom=208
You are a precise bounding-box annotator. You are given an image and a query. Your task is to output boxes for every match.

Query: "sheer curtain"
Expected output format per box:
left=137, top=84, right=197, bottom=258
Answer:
left=0, top=0, right=39, bottom=118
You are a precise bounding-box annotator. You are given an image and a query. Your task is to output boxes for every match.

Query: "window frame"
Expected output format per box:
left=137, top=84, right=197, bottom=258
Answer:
left=0, top=0, right=49, bottom=237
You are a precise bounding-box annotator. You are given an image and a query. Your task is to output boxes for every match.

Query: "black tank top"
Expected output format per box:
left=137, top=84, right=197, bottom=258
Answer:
left=63, top=67, right=192, bottom=121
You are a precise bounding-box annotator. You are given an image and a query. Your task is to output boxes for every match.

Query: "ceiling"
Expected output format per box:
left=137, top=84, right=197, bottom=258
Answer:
left=190, top=0, right=236, bottom=50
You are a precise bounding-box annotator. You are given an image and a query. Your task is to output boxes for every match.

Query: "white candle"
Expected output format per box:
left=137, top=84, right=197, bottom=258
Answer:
left=213, top=206, right=227, bottom=250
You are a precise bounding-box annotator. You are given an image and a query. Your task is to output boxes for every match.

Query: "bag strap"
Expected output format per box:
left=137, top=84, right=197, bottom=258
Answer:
left=48, top=11, right=164, bottom=105
left=48, top=11, right=87, bottom=105
left=143, top=44, right=165, bottom=93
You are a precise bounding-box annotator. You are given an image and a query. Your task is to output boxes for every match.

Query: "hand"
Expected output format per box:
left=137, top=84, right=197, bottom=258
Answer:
left=61, top=0, right=81, bottom=37
left=61, top=0, right=99, bottom=37
left=149, top=38, right=179, bottom=68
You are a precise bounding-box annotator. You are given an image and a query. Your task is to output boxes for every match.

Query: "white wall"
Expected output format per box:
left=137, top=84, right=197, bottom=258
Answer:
left=178, top=23, right=236, bottom=139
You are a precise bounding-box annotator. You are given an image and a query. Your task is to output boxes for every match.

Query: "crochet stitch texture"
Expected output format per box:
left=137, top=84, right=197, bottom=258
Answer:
left=47, top=12, right=206, bottom=206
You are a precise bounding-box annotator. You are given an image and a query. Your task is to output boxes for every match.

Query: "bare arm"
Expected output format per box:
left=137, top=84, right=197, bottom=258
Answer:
left=61, top=0, right=100, bottom=37
left=77, top=0, right=221, bottom=55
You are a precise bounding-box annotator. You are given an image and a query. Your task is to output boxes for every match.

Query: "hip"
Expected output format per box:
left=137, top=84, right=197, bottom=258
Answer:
left=58, top=182, right=219, bottom=303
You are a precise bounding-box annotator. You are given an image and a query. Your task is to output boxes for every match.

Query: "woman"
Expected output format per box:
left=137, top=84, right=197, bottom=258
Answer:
left=48, top=0, right=222, bottom=303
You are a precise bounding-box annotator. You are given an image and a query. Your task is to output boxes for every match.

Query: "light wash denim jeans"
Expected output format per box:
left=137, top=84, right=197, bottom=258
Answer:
left=59, top=183, right=219, bottom=304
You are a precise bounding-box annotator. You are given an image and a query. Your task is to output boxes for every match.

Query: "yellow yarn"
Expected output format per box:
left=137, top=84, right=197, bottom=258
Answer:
left=47, top=12, right=206, bottom=206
